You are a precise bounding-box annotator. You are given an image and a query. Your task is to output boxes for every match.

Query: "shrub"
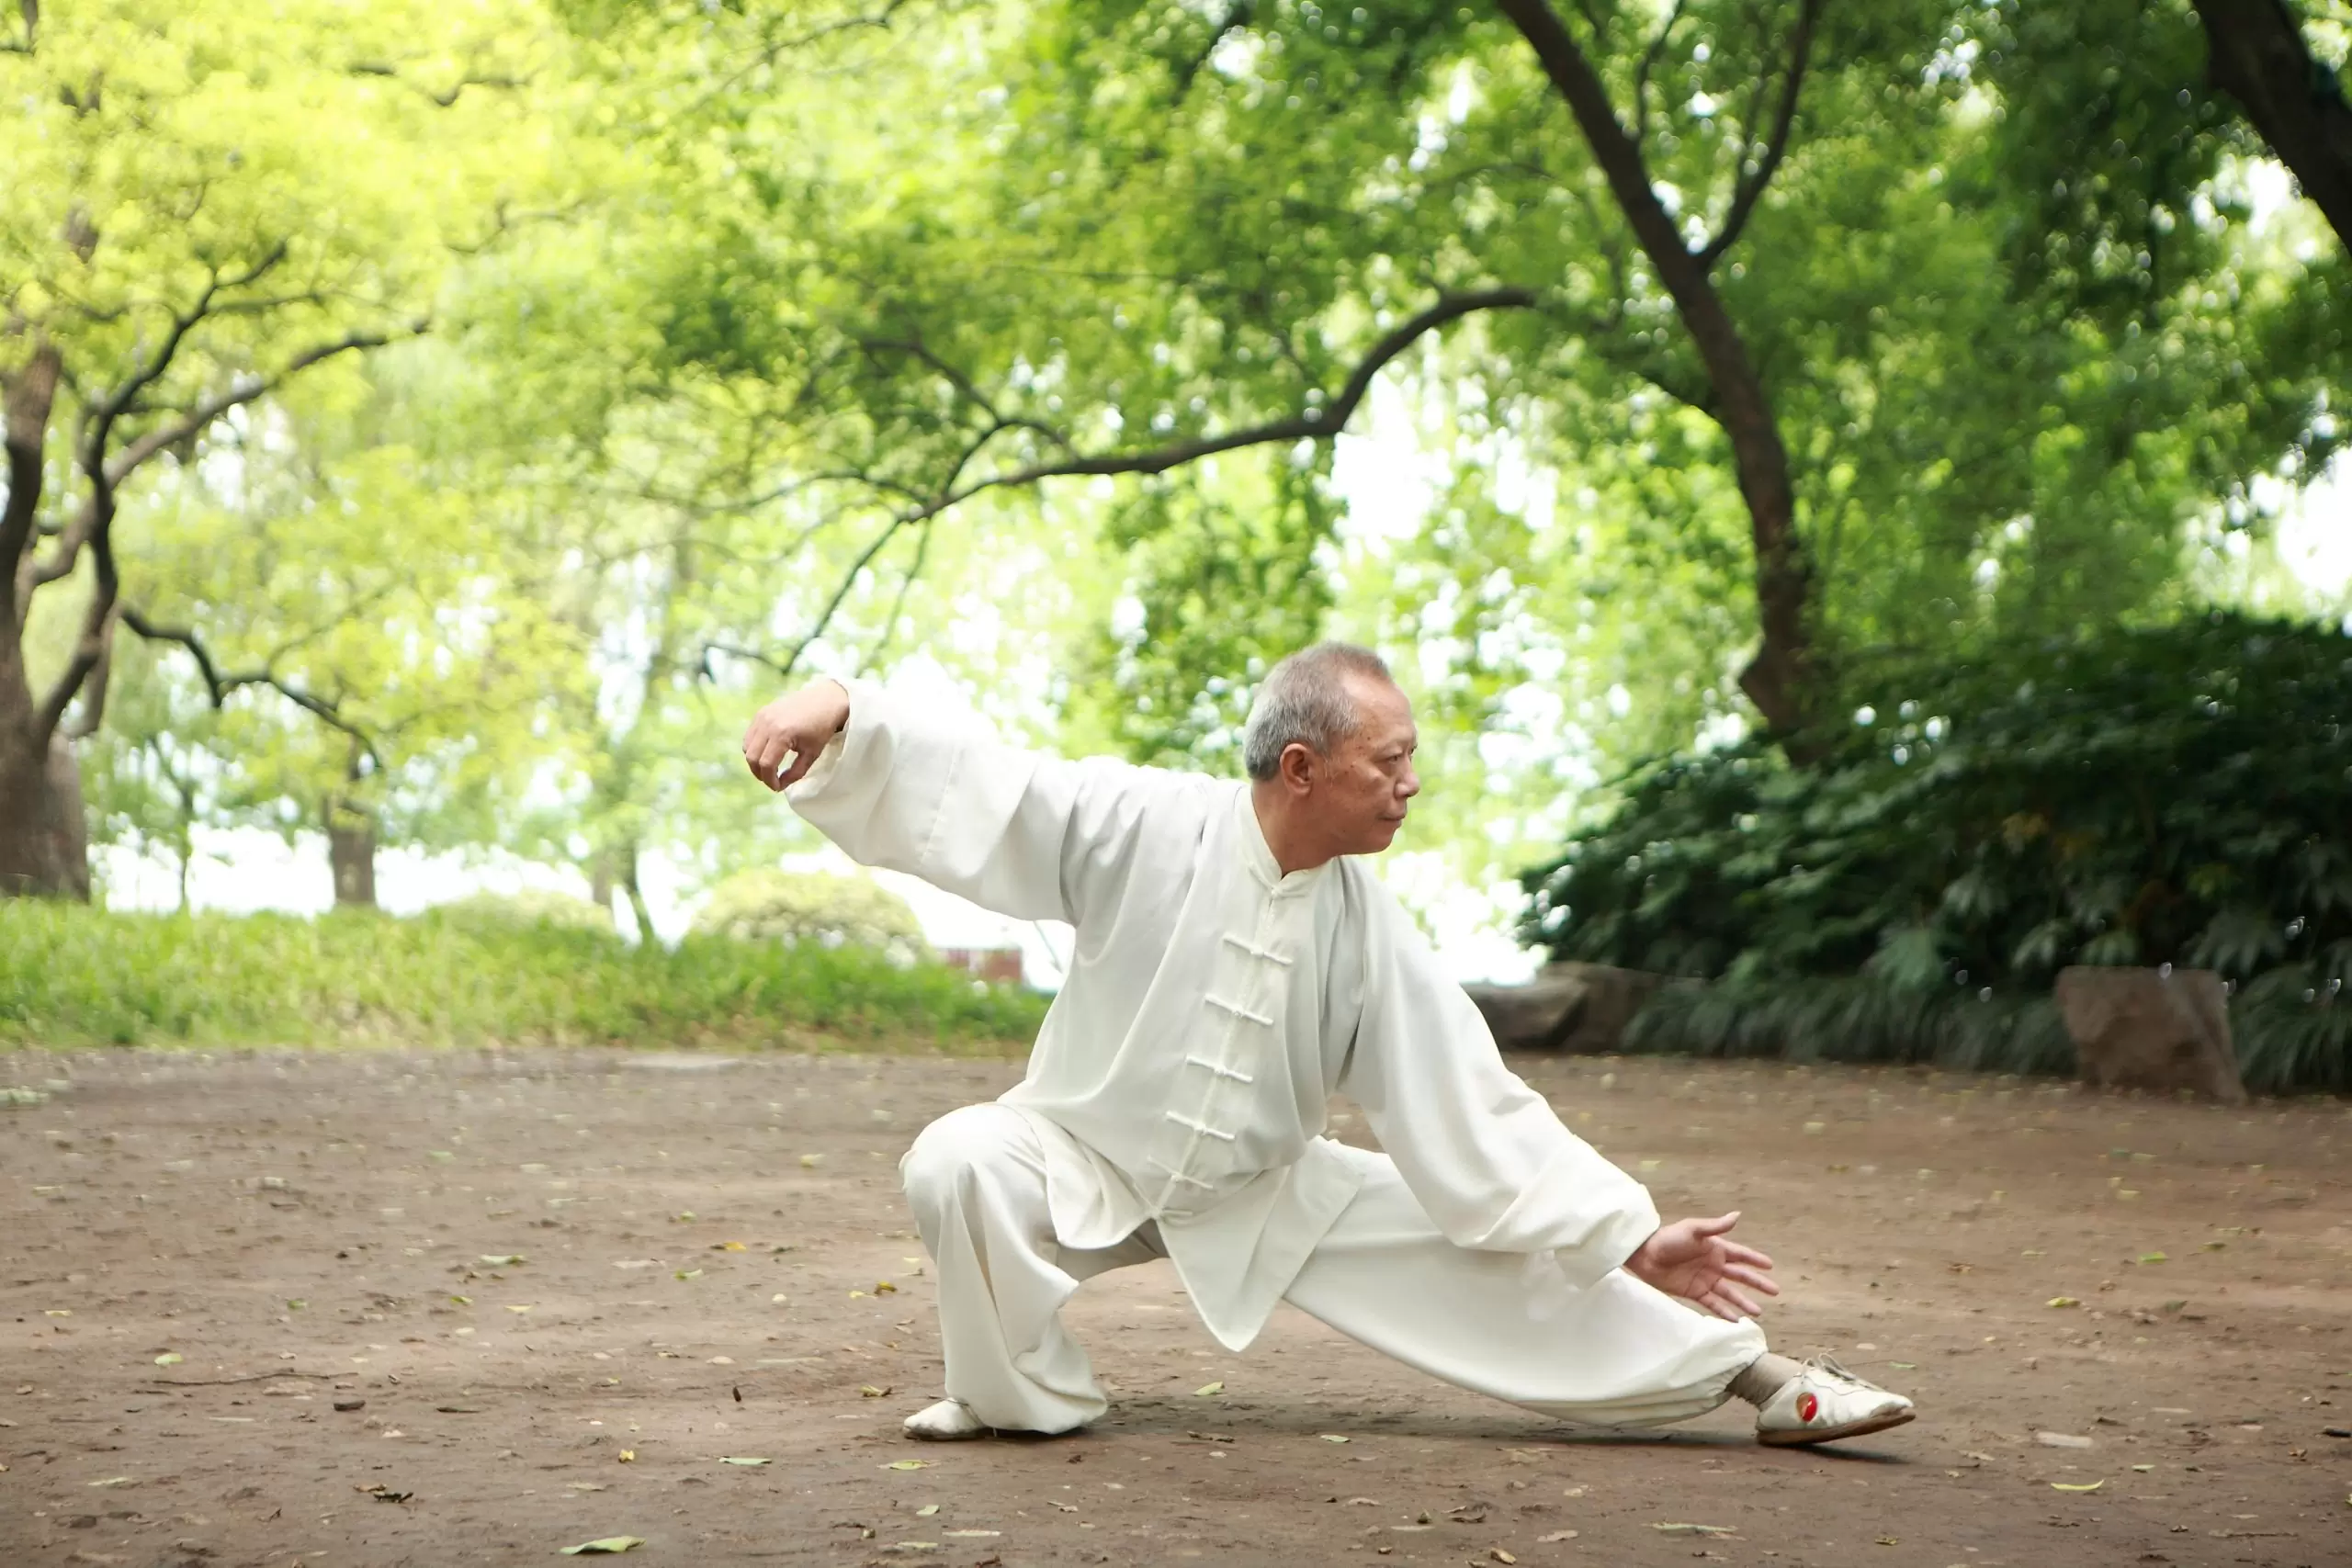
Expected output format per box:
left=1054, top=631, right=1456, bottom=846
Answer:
left=692, top=869, right=928, bottom=960
left=0, top=903, right=1045, bottom=1052
left=431, top=888, right=615, bottom=931
left=1521, top=612, right=2352, bottom=1093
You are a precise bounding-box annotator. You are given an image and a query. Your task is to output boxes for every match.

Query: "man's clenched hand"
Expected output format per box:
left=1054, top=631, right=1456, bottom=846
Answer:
left=741, top=680, right=852, bottom=793
left=1622, top=1212, right=1779, bottom=1322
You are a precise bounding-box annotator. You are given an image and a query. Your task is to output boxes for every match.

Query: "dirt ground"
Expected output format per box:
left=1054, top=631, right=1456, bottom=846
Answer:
left=3, top=1046, right=2349, bottom=1568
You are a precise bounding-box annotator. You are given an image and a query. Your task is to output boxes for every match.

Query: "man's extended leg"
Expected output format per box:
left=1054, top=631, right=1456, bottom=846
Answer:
left=1283, top=1145, right=1911, bottom=1440
left=898, top=1103, right=1155, bottom=1437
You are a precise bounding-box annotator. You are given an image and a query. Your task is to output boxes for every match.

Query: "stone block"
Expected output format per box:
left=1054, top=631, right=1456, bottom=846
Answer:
left=2054, top=965, right=2246, bottom=1104
left=1464, top=963, right=1671, bottom=1053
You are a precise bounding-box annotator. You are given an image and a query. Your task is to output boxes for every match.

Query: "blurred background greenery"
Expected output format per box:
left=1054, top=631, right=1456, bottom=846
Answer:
left=0, top=0, right=2345, bottom=1073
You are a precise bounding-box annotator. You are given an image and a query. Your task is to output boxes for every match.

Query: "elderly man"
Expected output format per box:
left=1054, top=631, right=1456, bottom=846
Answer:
left=741, top=643, right=1914, bottom=1448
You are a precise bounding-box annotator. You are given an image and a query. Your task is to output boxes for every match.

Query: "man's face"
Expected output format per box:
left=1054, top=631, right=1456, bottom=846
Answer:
left=1308, top=674, right=1420, bottom=855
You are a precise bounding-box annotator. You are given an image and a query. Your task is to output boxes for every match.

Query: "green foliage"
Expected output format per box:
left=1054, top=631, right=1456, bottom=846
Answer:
left=0, top=903, right=1042, bottom=1051
left=1523, top=612, right=2352, bottom=1092
left=691, top=869, right=927, bottom=956
left=435, top=889, right=616, bottom=931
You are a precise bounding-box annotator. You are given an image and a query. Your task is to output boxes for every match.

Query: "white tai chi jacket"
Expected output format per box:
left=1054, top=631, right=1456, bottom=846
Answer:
left=786, top=678, right=1660, bottom=1352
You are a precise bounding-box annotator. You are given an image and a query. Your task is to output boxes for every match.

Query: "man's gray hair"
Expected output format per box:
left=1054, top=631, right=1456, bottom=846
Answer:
left=1240, top=642, right=1394, bottom=782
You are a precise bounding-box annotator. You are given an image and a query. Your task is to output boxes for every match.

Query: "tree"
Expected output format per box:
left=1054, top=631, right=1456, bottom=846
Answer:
left=2192, top=0, right=2352, bottom=254
left=578, top=0, right=2334, bottom=781
left=1, top=0, right=560, bottom=896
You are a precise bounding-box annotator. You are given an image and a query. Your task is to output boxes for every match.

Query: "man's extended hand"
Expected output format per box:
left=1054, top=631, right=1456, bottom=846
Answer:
left=741, top=680, right=852, bottom=793
left=1622, top=1212, right=1778, bottom=1322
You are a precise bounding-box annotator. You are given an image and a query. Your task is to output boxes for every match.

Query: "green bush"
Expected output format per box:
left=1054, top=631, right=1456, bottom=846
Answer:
left=0, top=903, right=1046, bottom=1052
left=432, top=888, right=615, bottom=931
left=692, top=869, right=928, bottom=959
left=1521, top=612, right=2352, bottom=1093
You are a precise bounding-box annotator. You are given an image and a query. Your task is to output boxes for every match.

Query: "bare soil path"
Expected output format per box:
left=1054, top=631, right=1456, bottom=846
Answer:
left=3, top=1047, right=2348, bottom=1568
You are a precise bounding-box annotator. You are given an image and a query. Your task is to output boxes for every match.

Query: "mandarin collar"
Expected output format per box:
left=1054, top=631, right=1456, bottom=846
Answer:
left=1235, top=785, right=1330, bottom=896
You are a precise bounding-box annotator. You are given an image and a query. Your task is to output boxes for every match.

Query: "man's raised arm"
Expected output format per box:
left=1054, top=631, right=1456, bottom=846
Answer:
left=739, top=677, right=1196, bottom=930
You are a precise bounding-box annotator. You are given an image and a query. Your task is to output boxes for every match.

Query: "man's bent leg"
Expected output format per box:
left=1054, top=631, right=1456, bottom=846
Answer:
left=1282, top=1150, right=1766, bottom=1428
left=899, top=1103, right=1152, bottom=1435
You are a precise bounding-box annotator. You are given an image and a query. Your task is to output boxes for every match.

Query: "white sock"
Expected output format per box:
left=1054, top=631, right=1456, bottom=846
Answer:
left=1727, top=1351, right=1805, bottom=1407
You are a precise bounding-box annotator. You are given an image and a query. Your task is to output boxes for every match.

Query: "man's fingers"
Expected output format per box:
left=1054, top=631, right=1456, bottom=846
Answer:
left=1688, top=1211, right=1741, bottom=1238
left=1698, top=1288, right=1750, bottom=1323
left=1719, top=1241, right=1776, bottom=1270
left=752, top=733, right=796, bottom=785
left=1722, top=1263, right=1780, bottom=1295
left=775, top=746, right=815, bottom=790
left=1713, top=1281, right=1764, bottom=1318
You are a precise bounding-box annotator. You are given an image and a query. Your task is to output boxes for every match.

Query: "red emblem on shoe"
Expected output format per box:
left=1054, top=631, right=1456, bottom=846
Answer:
left=1795, top=1392, right=1820, bottom=1424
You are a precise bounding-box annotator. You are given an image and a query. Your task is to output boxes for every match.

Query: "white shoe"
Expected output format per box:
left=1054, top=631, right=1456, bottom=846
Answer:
left=1755, top=1354, right=1916, bottom=1447
left=902, top=1397, right=990, bottom=1441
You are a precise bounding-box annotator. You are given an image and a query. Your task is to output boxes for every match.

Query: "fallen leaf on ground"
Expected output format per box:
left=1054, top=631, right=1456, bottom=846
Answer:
left=2047, top=1296, right=2080, bottom=1308
left=860, top=1384, right=891, bottom=1398
left=1193, top=1382, right=1224, bottom=1396
left=883, top=1460, right=928, bottom=1471
left=714, top=1241, right=747, bottom=1251
left=152, top=1353, right=181, bottom=1367
left=560, top=1539, right=645, bottom=1555
left=2035, top=1432, right=2094, bottom=1449
left=1536, top=1531, right=1578, bottom=1543
left=481, top=1255, right=526, bottom=1266
left=1652, top=1523, right=1735, bottom=1536
left=568, top=1483, right=607, bottom=1493
left=1318, top=1434, right=1350, bottom=1443
left=1490, top=1551, right=1517, bottom=1564
left=914, top=1504, right=939, bottom=1517
left=2050, top=1480, right=2105, bottom=1493
left=718, top=1457, right=770, bottom=1466
left=674, top=1269, right=703, bottom=1281
left=85, top=1477, right=133, bottom=1488
left=505, top=1304, right=534, bottom=1314
left=616, top=1450, right=635, bottom=1462
left=944, top=1530, right=1000, bottom=1538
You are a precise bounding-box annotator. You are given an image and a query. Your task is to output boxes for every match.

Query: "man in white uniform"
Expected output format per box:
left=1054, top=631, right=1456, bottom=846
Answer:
left=741, top=643, right=1915, bottom=1449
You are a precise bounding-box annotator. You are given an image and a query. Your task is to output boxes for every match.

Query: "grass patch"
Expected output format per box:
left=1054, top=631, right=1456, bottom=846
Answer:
left=0, top=902, right=1046, bottom=1053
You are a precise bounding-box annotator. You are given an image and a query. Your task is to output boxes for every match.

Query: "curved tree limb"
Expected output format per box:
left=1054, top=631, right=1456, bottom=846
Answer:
left=2194, top=0, right=2352, bottom=254
left=753, top=287, right=1543, bottom=682
left=1697, top=0, right=1821, bottom=269
left=119, top=605, right=384, bottom=770
left=1494, top=0, right=1821, bottom=739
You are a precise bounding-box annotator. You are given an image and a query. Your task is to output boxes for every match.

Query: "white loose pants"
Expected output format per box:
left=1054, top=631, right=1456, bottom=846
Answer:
left=899, top=1103, right=1768, bottom=1435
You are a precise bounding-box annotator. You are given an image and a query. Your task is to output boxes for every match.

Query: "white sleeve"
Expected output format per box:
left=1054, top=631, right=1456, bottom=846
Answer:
left=783, top=676, right=1183, bottom=927
left=1337, top=874, right=1659, bottom=1289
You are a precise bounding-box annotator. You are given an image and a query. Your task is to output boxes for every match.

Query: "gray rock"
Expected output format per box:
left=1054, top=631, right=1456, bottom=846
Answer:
left=2054, top=965, right=2246, bottom=1104
left=1464, top=963, right=1670, bottom=1053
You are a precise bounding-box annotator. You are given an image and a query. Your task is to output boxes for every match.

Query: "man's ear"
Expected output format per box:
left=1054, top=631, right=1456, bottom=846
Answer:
left=1278, top=741, right=1317, bottom=795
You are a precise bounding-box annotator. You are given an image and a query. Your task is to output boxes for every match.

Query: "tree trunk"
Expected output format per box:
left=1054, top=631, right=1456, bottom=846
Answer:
left=2195, top=0, right=2352, bottom=254
left=0, top=680, right=91, bottom=898
left=327, top=809, right=377, bottom=908
left=619, top=841, right=655, bottom=942
left=1494, top=0, right=1826, bottom=744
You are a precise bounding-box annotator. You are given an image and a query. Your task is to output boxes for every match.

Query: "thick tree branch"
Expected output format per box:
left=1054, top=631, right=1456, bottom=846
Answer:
left=936, top=288, right=1538, bottom=503
left=2194, top=0, right=2352, bottom=254
left=1697, top=0, right=1821, bottom=268
left=1494, top=0, right=1820, bottom=738
left=105, top=321, right=421, bottom=488
left=119, top=606, right=384, bottom=769
left=2, top=343, right=61, bottom=625
left=747, top=288, right=1542, bottom=681
left=347, top=62, right=537, bottom=107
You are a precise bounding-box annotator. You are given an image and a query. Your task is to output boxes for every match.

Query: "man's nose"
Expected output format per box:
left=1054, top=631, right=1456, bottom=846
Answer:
left=1397, top=766, right=1420, bottom=800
